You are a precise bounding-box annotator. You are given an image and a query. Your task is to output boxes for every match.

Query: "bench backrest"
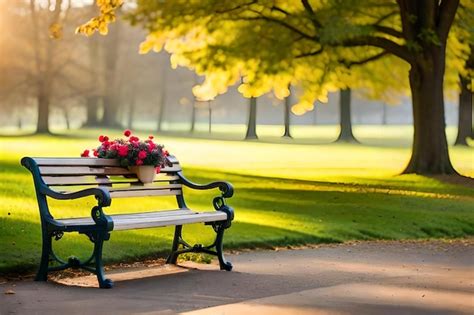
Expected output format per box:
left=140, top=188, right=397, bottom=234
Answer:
left=24, top=156, right=183, bottom=199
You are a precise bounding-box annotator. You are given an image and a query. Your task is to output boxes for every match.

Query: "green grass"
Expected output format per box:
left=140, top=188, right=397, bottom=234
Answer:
left=0, top=125, right=473, bottom=274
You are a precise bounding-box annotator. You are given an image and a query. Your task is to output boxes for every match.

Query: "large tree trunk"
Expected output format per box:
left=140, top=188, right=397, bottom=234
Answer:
left=100, top=19, right=121, bottom=128
left=190, top=73, right=198, bottom=132
left=190, top=102, right=196, bottom=132
left=36, top=91, right=50, bottom=134
left=403, top=48, right=456, bottom=174
left=335, top=89, right=357, bottom=143
left=157, top=59, right=168, bottom=132
left=454, top=75, right=473, bottom=146
left=245, top=97, right=258, bottom=139
left=283, top=93, right=292, bottom=138
left=156, top=93, right=166, bottom=131
left=127, top=93, right=136, bottom=130
left=85, top=96, right=100, bottom=127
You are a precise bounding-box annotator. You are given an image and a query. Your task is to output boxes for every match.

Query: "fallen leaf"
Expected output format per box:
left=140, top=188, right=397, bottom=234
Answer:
left=4, top=289, right=15, bottom=295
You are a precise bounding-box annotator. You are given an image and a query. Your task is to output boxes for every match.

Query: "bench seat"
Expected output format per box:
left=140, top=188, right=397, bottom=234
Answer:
left=56, top=209, right=228, bottom=231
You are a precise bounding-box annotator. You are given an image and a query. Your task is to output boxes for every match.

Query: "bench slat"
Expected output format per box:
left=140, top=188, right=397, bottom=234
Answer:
left=107, top=184, right=182, bottom=192
left=33, top=157, right=180, bottom=166
left=55, top=210, right=227, bottom=230
left=43, top=174, right=180, bottom=186
left=57, top=209, right=194, bottom=225
left=39, top=165, right=181, bottom=176
left=109, top=189, right=181, bottom=198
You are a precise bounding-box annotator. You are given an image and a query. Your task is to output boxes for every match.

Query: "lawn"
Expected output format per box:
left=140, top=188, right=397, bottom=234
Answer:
left=0, top=125, right=473, bottom=274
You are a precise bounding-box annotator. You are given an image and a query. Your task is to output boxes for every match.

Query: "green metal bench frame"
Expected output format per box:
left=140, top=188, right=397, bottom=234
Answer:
left=21, top=156, right=234, bottom=289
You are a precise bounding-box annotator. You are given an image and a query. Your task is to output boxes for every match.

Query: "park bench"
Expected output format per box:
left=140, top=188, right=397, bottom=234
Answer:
left=21, top=156, right=234, bottom=288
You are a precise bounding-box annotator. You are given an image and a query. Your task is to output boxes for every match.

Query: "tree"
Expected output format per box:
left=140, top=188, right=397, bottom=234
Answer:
left=282, top=86, right=292, bottom=138
left=454, top=46, right=474, bottom=146
left=79, top=0, right=474, bottom=174
left=336, top=89, right=358, bottom=143
left=245, top=97, right=258, bottom=139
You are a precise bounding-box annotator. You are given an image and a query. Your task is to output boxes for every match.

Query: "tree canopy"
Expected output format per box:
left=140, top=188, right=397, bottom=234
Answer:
left=79, top=0, right=474, bottom=174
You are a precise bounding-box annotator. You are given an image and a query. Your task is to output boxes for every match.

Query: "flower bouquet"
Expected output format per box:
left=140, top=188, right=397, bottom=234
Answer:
left=81, top=129, right=169, bottom=183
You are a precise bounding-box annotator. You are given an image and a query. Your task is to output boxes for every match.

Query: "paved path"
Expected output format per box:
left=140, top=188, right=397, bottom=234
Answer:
left=1, top=240, right=473, bottom=314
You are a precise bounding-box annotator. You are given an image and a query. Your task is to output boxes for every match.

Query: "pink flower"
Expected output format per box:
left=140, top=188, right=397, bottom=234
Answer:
left=124, top=129, right=131, bottom=137
left=81, top=149, right=90, bottom=157
left=155, top=166, right=161, bottom=174
left=117, top=145, right=129, bottom=157
left=138, top=150, right=147, bottom=160
left=136, top=159, right=143, bottom=166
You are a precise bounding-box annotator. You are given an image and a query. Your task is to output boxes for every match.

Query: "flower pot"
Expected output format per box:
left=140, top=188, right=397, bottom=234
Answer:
left=129, top=165, right=156, bottom=184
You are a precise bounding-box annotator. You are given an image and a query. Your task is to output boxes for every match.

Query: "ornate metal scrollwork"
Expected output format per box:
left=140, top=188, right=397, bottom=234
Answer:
left=52, top=231, right=64, bottom=241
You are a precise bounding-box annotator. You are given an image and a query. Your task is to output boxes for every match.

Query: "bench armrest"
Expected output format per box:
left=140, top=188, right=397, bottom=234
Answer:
left=39, top=186, right=112, bottom=207
left=177, top=172, right=234, bottom=198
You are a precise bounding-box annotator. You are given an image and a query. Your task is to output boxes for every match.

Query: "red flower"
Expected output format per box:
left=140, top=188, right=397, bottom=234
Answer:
left=155, top=166, right=161, bottom=174
left=148, top=142, right=156, bottom=152
left=117, top=145, right=129, bottom=157
left=124, top=129, right=132, bottom=137
left=148, top=135, right=154, bottom=140
left=99, top=135, right=104, bottom=142
left=81, top=149, right=90, bottom=157
left=138, top=150, right=148, bottom=160
left=103, top=136, right=109, bottom=142
left=136, top=159, right=143, bottom=166
left=93, top=149, right=99, bottom=157
left=163, top=150, right=169, bottom=156
left=129, top=136, right=139, bottom=142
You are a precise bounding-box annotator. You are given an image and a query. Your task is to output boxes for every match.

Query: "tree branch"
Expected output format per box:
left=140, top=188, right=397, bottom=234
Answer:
left=438, top=0, right=460, bottom=41
left=300, top=0, right=322, bottom=28
left=342, top=36, right=412, bottom=63
left=215, top=1, right=257, bottom=14
left=374, top=10, right=398, bottom=25
left=341, top=51, right=389, bottom=67
left=232, top=16, right=315, bottom=40
left=373, top=25, right=404, bottom=38
left=296, top=47, right=324, bottom=58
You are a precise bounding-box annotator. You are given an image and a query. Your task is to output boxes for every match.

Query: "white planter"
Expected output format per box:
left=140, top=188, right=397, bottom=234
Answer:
left=129, top=165, right=156, bottom=184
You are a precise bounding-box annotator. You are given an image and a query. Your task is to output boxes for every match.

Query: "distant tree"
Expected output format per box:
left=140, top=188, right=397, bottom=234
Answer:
left=282, top=87, right=292, bottom=138
left=454, top=46, right=474, bottom=146
left=245, top=97, right=258, bottom=140
left=336, top=89, right=358, bottom=143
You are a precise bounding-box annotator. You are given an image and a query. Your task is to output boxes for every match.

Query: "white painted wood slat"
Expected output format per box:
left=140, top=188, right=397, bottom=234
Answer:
left=43, top=174, right=180, bottom=186
left=55, top=210, right=227, bottom=230
left=109, top=189, right=181, bottom=198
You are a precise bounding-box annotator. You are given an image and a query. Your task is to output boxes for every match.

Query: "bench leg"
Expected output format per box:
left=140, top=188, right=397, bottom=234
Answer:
left=92, top=233, right=113, bottom=289
left=166, top=225, right=182, bottom=265
left=215, top=224, right=232, bottom=271
left=35, top=229, right=52, bottom=282
left=166, top=223, right=232, bottom=271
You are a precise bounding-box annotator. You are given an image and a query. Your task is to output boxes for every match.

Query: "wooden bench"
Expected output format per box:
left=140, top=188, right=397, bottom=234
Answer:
left=21, top=156, right=234, bottom=288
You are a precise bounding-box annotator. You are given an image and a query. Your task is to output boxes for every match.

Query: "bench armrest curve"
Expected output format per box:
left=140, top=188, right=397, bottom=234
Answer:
left=40, top=186, right=112, bottom=207
left=177, top=172, right=234, bottom=198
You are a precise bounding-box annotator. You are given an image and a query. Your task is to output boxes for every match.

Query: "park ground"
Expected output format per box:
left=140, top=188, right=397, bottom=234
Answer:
left=0, top=125, right=473, bottom=274
left=1, top=240, right=473, bottom=314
